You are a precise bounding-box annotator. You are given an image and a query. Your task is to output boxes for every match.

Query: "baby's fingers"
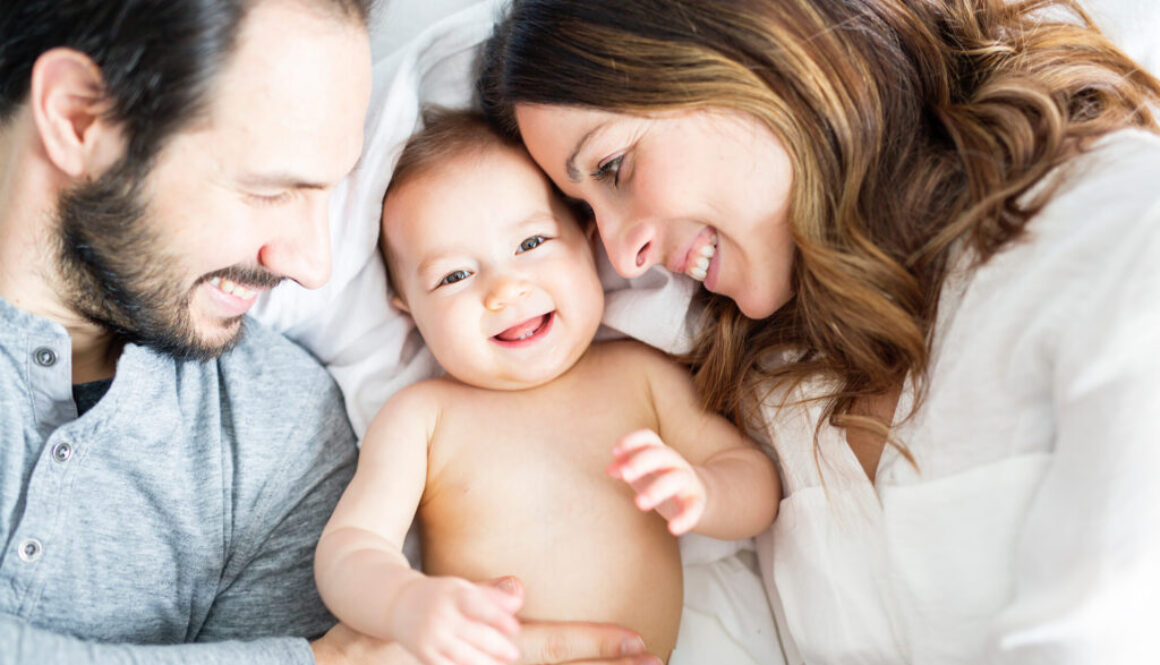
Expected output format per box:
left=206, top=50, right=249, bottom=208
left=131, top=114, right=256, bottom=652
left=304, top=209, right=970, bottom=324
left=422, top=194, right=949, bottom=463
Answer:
left=665, top=497, right=706, bottom=535
left=462, top=585, right=523, bottom=636
left=612, top=429, right=665, bottom=457
left=633, top=470, right=705, bottom=534
left=632, top=468, right=692, bottom=512
left=433, top=639, right=510, bottom=665
left=608, top=443, right=682, bottom=483
left=452, top=620, right=522, bottom=664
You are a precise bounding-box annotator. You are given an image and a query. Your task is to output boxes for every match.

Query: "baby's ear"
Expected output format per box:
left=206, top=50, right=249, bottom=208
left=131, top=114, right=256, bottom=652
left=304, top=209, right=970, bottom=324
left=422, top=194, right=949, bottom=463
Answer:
left=585, top=220, right=599, bottom=244
left=584, top=220, right=603, bottom=255
left=390, top=293, right=410, bottom=313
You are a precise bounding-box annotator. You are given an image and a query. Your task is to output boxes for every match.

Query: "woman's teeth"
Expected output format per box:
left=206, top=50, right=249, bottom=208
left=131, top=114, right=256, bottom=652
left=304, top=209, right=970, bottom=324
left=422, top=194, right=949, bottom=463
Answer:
left=688, top=233, right=718, bottom=282
left=210, top=276, right=257, bottom=300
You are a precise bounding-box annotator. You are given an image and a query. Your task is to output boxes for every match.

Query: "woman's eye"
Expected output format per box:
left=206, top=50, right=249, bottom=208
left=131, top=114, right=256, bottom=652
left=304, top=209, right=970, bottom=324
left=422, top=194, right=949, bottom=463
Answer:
left=518, top=235, right=547, bottom=253
left=592, top=155, right=623, bottom=186
left=438, top=270, right=472, bottom=287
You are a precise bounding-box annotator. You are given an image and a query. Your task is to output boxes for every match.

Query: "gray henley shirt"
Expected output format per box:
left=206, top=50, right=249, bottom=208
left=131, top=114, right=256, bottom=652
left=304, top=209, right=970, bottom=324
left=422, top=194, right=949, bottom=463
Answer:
left=0, top=294, right=358, bottom=663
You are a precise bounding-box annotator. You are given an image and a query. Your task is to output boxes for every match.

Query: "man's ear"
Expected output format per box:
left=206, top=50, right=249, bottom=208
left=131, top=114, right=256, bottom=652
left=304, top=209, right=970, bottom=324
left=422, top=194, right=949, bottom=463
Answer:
left=29, top=48, right=124, bottom=178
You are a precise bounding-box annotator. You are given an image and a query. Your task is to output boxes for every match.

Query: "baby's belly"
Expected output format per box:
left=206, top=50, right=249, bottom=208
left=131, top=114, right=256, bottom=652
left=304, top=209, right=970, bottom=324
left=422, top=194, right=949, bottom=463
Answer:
left=419, top=469, right=683, bottom=660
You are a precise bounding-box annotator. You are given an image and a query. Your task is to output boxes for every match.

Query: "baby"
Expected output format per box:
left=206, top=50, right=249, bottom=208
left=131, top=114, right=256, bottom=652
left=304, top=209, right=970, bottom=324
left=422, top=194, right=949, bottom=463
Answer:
left=314, top=110, right=780, bottom=665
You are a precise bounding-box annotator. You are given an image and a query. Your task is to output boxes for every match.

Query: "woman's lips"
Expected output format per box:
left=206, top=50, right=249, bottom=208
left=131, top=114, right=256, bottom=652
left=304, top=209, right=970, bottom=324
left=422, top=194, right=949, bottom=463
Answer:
left=671, top=228, right=718, bottom=282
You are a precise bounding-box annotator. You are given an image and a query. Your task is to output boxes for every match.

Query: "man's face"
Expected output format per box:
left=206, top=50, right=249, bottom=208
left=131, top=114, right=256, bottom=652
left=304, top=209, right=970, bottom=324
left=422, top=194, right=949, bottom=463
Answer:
left=57, top=0, right=371, bottom=360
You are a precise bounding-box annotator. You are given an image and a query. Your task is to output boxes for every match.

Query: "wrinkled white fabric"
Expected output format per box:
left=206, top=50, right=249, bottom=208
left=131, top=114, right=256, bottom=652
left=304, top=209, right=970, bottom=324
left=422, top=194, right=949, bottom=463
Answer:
left=757, top=130, right=1160, bottom=665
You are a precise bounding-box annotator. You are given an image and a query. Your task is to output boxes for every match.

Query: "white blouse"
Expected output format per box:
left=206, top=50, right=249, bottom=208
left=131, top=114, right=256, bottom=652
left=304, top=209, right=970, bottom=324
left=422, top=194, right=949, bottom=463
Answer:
left=756, top=130, right=1160, bottom=664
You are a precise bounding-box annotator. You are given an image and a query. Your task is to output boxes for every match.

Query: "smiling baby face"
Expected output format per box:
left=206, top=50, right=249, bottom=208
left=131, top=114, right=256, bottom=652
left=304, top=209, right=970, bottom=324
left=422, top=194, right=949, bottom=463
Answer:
left=382, top=136, right=604, bottom=391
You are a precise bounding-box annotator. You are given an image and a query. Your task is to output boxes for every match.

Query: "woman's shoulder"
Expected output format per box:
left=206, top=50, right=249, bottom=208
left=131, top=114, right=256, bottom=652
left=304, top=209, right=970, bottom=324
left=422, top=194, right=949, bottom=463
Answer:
left=950, top=128, right=1160, bottom=348
left=1043, top=129, right=1160, bottom=234
left=998, top=129, right=1160, bottom=269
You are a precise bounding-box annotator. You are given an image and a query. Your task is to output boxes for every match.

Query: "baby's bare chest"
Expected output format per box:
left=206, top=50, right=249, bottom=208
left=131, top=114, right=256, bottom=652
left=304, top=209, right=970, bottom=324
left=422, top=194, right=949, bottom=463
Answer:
left=425, top=384, right=653, bottom=513
left=418, top=373, right=664, bottom=552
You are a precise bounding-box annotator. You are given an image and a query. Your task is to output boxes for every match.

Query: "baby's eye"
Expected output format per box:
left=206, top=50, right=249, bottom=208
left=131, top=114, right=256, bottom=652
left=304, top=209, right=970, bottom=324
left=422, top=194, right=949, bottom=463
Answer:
left=518, top=235, right=547, bottom=253
left=438, top=270, right=472, bottom=287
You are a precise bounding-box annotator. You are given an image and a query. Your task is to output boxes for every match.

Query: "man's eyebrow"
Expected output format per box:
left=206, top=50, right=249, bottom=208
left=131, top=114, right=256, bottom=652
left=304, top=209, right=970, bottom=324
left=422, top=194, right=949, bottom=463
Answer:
left=565, top=124, right=606, bottom=183
left=237, top=173, right=330, bottom=191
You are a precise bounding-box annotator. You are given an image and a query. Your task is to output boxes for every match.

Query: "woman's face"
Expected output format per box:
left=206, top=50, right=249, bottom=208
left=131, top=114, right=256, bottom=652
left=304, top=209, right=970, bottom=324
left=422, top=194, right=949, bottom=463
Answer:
left=516, top=104, right=797, bottom=319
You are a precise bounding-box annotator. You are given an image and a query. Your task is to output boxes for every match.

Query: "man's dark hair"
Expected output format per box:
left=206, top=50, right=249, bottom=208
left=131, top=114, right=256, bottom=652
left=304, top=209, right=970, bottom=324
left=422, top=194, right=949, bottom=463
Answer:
left=0, top=0, right=371, bottom=173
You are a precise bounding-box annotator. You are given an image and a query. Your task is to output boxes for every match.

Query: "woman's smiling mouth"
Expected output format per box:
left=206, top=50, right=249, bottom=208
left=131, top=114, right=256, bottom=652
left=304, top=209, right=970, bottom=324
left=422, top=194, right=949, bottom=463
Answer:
left=671, top=228, right=718, bottom=282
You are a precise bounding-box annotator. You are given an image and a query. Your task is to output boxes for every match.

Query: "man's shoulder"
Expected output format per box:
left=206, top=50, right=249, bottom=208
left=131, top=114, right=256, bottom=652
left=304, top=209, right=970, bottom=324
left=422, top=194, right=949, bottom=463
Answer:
left=206, top=318, right=354, bottom=449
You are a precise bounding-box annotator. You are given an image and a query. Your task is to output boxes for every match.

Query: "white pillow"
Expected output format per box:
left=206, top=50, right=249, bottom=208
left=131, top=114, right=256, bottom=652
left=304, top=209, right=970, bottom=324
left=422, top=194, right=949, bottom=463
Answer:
left=1085, top=0, right=1160, bottom=74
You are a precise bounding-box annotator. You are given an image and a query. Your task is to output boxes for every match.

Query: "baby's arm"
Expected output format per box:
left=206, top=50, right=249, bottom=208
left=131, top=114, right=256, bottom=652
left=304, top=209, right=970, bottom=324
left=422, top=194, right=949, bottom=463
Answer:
left=606, top=345, right=780, bottom=540
left=315, top=383, right=522, bottom=665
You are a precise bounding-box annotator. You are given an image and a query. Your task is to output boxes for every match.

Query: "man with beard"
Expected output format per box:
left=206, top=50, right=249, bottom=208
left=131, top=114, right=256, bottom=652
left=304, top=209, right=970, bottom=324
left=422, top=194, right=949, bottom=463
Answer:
left=0, top=2, right=662, bottom=664
left=0, top=0, right=379, bottom=662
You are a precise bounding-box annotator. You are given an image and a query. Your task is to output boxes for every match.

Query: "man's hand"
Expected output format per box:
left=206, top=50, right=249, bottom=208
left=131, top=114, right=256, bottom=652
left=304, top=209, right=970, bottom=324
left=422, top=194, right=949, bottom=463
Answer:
left=496, top=577, right=662, bottom=665
left=607, top=429, right=707, bottom=535
left=516, top=618, right=661, bottom=665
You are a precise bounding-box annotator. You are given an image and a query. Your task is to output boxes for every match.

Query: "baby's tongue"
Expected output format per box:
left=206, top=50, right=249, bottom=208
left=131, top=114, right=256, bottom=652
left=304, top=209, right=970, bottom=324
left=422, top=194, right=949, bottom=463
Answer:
left=495, top=314, right=546, bottom=342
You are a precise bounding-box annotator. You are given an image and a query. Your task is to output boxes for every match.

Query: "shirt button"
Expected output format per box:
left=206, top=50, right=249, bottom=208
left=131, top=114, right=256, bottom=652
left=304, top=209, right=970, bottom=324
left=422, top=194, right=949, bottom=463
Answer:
left=33, top=347, right=58, bottom=367
left=52, top=442, right=73, bottom=463
left=18, top=538, right=43, bottom=563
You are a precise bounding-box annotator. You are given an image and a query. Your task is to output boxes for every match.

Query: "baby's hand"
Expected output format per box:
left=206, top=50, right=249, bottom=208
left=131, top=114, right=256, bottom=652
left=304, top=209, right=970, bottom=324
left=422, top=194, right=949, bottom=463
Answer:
left=607, top=429, right=707, bottom=535
left=390, top=575, right=523, bottom=665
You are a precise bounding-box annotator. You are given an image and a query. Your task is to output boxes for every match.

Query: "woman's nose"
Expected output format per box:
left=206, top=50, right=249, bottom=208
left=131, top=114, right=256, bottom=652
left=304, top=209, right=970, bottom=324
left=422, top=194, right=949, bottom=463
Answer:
left=596, top=210, right=660, bottom=279
left=484, top=274, right=533, bottom=311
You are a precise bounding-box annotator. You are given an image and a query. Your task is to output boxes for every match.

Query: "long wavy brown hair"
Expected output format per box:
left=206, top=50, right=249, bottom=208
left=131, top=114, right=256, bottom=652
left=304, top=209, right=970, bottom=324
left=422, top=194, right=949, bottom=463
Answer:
left=479, top=0, right=1160, bottom=441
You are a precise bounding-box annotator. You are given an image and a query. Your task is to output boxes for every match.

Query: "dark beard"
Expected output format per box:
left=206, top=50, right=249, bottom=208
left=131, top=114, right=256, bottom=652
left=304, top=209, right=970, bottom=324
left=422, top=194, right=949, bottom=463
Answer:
left=55, top=158, right=281, bottom=362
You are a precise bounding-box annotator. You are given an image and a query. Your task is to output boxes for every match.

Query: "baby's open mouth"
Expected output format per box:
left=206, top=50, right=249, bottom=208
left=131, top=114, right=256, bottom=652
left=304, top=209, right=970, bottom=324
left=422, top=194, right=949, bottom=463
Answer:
left=493, top=312, right=554, bottom=343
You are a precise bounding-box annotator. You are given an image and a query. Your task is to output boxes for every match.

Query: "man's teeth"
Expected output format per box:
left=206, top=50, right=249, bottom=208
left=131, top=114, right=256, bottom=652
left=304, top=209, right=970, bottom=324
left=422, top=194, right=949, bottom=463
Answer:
left=688, top=233, right=717, bottom=282
left=210, top=276, right=257, bottom=300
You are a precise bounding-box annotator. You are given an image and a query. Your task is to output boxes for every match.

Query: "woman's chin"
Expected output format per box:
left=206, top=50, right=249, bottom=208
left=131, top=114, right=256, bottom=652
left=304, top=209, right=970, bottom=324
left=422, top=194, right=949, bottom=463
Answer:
left=734, top=290, right=792, bottom=320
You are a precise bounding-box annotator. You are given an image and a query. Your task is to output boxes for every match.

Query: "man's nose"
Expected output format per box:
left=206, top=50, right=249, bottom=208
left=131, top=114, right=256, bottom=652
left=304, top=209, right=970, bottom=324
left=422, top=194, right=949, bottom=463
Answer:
left=256, top=194, right=332, bottom=290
